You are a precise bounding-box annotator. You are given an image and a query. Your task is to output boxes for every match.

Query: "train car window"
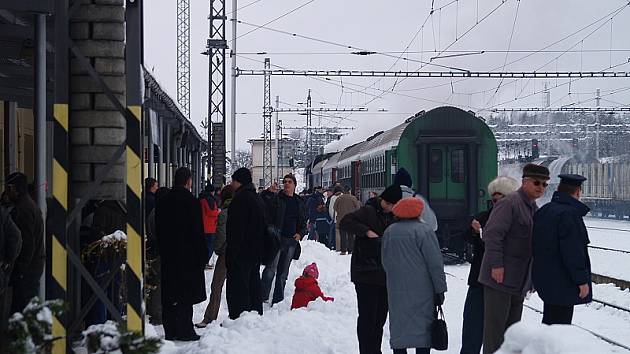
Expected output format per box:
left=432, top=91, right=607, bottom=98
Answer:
left=430, top=149, right=443, bottom=183
left=451, top=149, right=465, bottom=183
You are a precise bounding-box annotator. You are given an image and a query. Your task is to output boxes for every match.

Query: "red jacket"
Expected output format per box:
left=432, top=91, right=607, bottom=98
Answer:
left=291, top=276, right=333, bottom=309
left=200, top=198, right=219, bottom=234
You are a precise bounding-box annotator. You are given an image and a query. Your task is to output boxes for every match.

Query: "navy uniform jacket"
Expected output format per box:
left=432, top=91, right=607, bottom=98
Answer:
left=532, top=191, right=592, bottom=305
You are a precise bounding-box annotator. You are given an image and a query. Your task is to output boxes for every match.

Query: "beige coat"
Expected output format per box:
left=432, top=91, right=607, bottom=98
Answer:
left=333, top=193, right=362, bottom=223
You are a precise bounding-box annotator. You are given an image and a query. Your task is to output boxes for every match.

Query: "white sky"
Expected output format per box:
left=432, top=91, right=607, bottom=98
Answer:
left=143, top=0, right=630, bottom=152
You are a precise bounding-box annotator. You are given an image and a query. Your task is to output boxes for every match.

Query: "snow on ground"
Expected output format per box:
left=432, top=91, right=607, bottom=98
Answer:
left=148, top=239, right=630, bottom=353
left=585, top=218, right=630, bottom=251
left=583, top=218, right=630, bottom=280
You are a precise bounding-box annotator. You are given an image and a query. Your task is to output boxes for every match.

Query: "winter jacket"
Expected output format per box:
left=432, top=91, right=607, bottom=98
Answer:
left=328, top=193, right=341, bottom=221
left=339, top=198, right=394, bottom=286
left=400, top=185, right=438, bottom=231
left=265, top=190, right=307, bottom=239
left=478, top=188, right=538, bottom=296
left=532, top=191, right=592, bottom=305
left=226, top=183, right=266, bottom=265
left=333, top=193, right=361, bottom=223
left=155, top=186, right=208, bottom=305
left=464, top=208, right=491, bottom=287
left=9, top=195, right=45, bottom=289
left=382, top=219, right=447, bottom=349
left=290, top=276, right=333, bottom=309
left=145, top=192, right=156, bottom=218
left=201, top=198, right=220, bottom=234
left=306, top=192, right=328, bottom=222
left=213, top=198, right=231, bottom=256
left=0, top=206, right=21, bottom=294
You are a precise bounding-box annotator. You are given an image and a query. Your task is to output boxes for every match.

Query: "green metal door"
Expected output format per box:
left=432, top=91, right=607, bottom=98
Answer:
left=428, top=144, right=467, bottom=201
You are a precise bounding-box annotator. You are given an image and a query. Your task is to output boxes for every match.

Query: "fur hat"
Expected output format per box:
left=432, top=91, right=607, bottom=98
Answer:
left=487, top=176, right=520, bottom=196
left=380, top=185, right=403, bottom=204
left=303, top=263, right=319, bottom=279
left=522, top=163, right=550, bottom=180
left=392, top=197, right=424, bottom=219
left=231, top=167, right=252, bottom=185
left=393, top=168, right=413, bottom=188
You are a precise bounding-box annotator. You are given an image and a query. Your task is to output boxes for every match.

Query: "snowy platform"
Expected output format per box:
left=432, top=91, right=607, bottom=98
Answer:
left=148, top=240, right=630, bottom=354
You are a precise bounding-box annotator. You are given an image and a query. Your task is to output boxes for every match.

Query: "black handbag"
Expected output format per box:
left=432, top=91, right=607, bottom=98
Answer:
left=431, top=305, right=448, bottom=351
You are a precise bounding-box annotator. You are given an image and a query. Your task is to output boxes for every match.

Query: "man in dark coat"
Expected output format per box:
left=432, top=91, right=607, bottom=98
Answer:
left=144, top=177, right=158, bottom=218
left=306, top=186, right=328, bottom=244
left=155, top=168, right=208, bottom=341
left=533, top=174, right=592, bottom=325
left=339, top=184, right=402, bottom=354
left=225, top=167, right=266, bottom=319
left=0, top=201, right=21, bottom=348
left=460, top=176, right=519, bottom=354
left=5, top=172, right=45, bottom=315
left=260, top=173, right=307, bottom=305
left=478, top=164, right=549, bottom=354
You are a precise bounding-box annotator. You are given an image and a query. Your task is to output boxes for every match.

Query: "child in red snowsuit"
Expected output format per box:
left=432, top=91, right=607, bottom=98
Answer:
left=291, top=263, right=334, bottom=310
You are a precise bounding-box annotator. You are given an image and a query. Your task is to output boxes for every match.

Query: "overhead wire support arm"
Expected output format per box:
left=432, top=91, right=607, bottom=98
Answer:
left=237, top=69, right=630, bottom=78
left=490, top=107, right=630, bottom=112
left=273, top=107, right=367, bottom=112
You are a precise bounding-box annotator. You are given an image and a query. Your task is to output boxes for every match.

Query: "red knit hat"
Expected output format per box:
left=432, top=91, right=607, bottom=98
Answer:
left=303, top=263, right=319, bottom=279
left=392, top=197, right=425, bottom=219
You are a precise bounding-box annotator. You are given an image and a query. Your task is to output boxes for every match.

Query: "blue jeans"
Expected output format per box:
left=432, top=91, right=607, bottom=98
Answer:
left=315, top=219, right=330, bottom=247
left=260, top=237, right=297, bottom=304
left=205, top=233, right=215, bottom=261
left=308, top=222, right=318, bottom=241
left=461, top=285, right=484, bottom=354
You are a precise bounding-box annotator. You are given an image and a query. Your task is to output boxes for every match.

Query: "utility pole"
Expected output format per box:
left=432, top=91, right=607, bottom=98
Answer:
left=230, top=0, right=237, bottom=173
left=275, top=95, right=280, bottom=182
left=206, top=0, right=228, bottom=186
left=306, top=89, right=312, bottom=166
left=596, top=88, right=601, bottom=159
left=177, top=0, right=191, bottom=117
left=544, top=83, right=551, bottom=156
left=262, top=58, right=273, bottom=187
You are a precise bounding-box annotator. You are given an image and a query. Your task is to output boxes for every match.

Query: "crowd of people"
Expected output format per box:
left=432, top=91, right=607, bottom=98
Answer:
left=0, top=160, right=593, bottom=353
left=143, top=162, right=594, bottom=354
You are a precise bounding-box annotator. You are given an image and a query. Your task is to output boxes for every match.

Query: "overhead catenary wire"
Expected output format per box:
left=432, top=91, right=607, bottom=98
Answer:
left=232, top=0, right=316, bottom=42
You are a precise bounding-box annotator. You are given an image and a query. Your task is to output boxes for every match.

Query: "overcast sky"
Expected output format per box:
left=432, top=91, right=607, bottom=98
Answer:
left=143, top=0, right=630, bottom=152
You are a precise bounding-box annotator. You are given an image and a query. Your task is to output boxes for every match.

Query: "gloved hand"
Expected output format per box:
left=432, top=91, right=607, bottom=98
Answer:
left=434, top=293, right=445, bottom=306
left=323, top=296, right=335, bottom=302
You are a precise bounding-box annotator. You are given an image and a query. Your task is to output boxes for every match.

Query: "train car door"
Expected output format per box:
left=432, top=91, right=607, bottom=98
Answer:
left=428, top=144, right=467, bottom=204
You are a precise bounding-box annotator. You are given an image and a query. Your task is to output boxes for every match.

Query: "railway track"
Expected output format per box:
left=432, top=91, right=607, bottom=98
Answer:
left=586, top=225, right=630, bottom=233
left=446, top=266, right=630, bottom=351
left=588, top=245, right=630, bottom=254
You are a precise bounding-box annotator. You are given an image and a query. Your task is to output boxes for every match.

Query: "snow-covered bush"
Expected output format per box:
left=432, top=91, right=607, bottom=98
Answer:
left=7, top=298, right=65, bottom=354
left=81, top=321, right=161, bottom=354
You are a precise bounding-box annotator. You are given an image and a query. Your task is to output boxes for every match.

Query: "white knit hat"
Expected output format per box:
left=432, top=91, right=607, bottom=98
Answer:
left=487, top=176, right=520, bottom=196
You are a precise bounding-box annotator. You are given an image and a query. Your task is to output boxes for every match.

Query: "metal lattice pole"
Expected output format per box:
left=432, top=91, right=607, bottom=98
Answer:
left=177, top=0, right=191, bottom=117
left=262, top=58, right=273, bottom=187
left=207, top=0, right=227, bottom=186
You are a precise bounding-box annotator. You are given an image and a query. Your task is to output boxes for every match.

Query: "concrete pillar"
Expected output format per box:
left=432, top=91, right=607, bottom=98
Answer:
left=157, top=119, right=164, bottom=185
left=3, top=101, right=18, bottom=177
left=69, top=1, right=126, bottom=200
left=164, top=124, right=171, bottom=187
left=147, top=114, right=154, bottom=179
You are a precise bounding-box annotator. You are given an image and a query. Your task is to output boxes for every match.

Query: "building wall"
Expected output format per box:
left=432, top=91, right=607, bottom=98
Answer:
left=0, top=102, right=36, bottom=184
left=249, top=139, right=296, bottom=188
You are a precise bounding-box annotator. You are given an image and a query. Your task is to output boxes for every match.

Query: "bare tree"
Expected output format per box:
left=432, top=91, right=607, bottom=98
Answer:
left=230, top=149, right=252, bottom=170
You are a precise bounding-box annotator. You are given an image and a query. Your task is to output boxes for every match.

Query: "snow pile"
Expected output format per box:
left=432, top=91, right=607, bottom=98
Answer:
left=496, top=322, right=612, bottom=354
left=156, top=240, right=377, bottom=354
left=101, top=230, right=127, bottom=243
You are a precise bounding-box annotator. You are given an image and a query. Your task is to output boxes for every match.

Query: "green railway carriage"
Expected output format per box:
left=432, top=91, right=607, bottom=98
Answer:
left=308, top=106, right=498, bottom=254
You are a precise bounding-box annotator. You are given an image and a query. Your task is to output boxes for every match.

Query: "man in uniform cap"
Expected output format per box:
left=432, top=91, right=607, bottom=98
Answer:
left=532, top=173, right=591, bottom=325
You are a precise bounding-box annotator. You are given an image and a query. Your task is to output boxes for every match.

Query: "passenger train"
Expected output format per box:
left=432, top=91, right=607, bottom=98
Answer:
left=306, top=106, right=499, bottom=256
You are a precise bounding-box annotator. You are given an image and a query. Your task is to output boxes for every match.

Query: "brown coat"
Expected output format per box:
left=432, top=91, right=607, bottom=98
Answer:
left=478, top=188, right=538, bottom=296
left=333, top=193, right=361, bottom=223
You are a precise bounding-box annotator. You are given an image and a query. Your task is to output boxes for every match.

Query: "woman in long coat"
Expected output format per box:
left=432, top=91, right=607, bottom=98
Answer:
left=382, top=197, right=447, bottom=354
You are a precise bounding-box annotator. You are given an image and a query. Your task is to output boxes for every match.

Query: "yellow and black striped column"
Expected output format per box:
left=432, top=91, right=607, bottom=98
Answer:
left=50, top=104, right=68, bottom=354
left=125, top=105, right=143, bottom=332
left=50, top=1, right=69, bottom=353
left=125, top=0, right=145, bottom=334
